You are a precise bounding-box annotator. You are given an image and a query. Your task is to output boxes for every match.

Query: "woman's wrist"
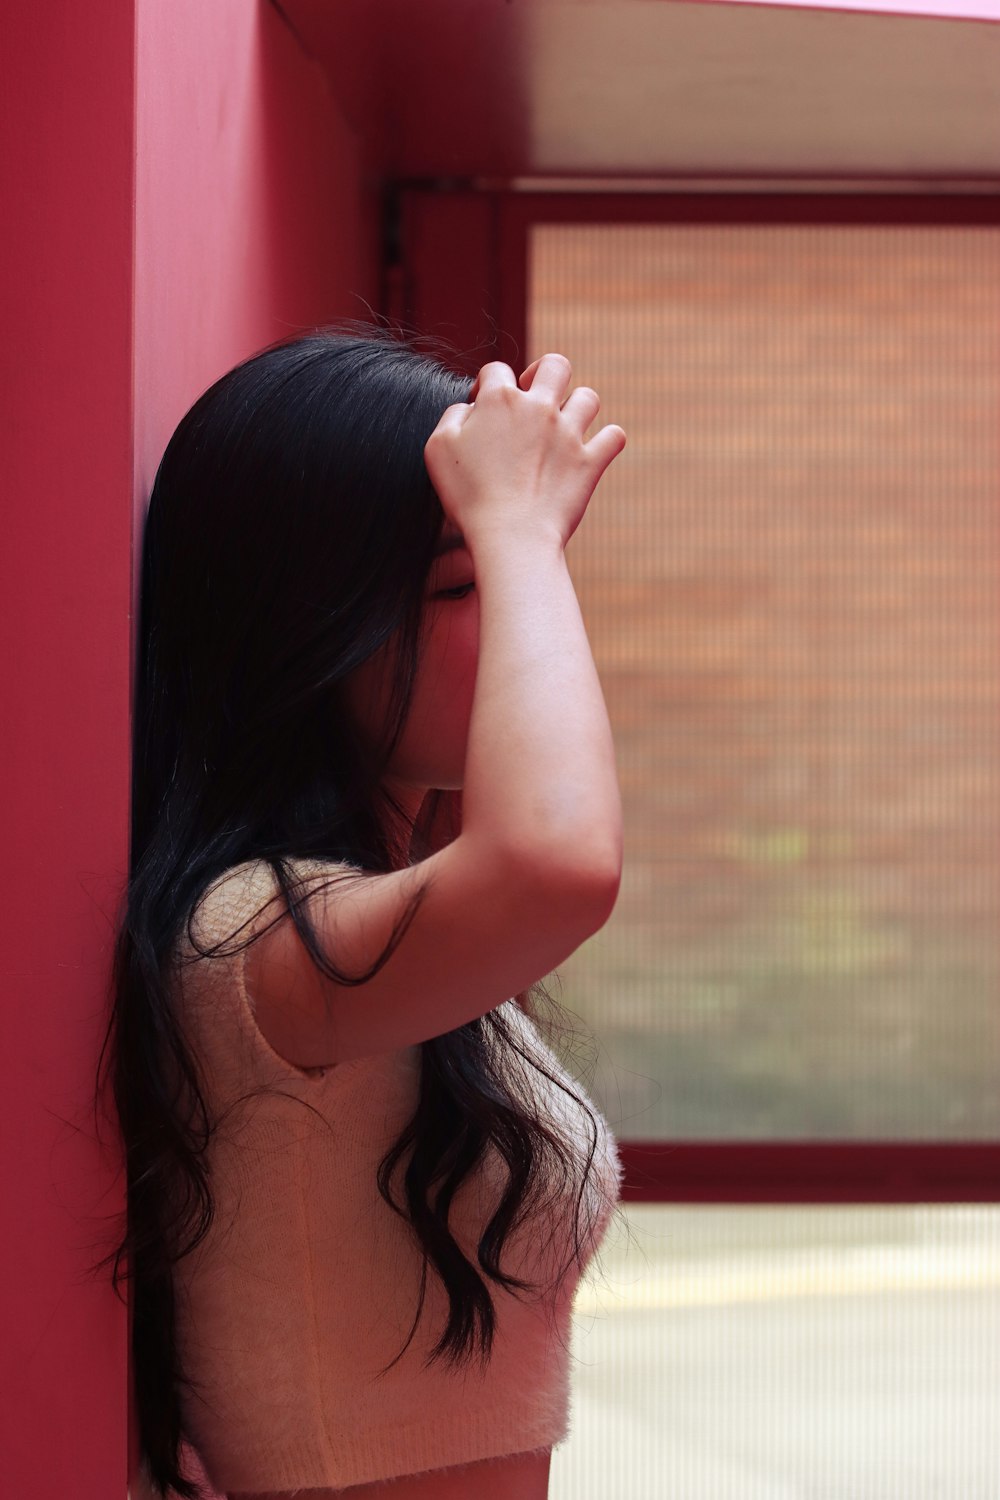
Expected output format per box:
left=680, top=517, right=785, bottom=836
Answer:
left=463, top=513, right=566, bottom=566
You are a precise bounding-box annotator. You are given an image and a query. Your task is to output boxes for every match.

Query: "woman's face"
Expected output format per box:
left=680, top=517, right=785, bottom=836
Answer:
left=341, top=525, right=478, bottom=809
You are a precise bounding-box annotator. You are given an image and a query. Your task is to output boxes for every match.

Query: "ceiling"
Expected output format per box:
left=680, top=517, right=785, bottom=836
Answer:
left=277, top=0, right=1000, bottom=184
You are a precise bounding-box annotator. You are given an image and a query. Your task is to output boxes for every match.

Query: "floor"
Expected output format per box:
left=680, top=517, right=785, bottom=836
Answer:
left=550, top=1204, right=1000, bottom=1500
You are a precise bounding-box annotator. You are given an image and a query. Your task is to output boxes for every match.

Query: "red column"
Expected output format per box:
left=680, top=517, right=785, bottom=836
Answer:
left=1, top=3, right=377, bottom=1495
left=0, top=5, right=134, bottom=1496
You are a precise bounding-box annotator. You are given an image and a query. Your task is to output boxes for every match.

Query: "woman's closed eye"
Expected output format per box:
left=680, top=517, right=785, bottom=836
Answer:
left=431, top=543, right=476, bottom=600
left=436, top=582, right=475, bottom=601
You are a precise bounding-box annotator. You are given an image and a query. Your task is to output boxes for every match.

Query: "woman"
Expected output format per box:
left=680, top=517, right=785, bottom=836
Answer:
left=95, top=325, right=628, bottom=1499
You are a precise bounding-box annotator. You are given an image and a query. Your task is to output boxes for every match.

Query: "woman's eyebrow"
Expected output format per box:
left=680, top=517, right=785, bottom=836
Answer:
left=433, top=532, right=466, bottom=558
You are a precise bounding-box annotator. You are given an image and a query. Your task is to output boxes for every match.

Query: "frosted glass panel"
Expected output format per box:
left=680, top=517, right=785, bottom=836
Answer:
left=528, top=221, right=1000, bottom=1140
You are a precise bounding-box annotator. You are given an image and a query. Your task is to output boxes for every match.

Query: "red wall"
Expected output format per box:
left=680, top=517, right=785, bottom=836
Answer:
left=0, top=6, right=135, bottom=1496
left=1, top=2, right=377, bottom=1495
left=134, top=0, right=380, bottom=621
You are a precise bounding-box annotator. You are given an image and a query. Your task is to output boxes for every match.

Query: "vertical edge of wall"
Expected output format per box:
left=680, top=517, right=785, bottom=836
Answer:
left=0, top=5, right=135, bottom=1497
left=130, top=1, right=380, bottom=1494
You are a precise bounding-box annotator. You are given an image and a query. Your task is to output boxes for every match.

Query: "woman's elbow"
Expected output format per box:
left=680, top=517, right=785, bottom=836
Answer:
left=521, top=840, right=620, bottom=930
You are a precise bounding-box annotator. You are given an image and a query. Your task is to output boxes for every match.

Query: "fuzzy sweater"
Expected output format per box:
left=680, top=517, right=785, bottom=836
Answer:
left=167, top=858, right=624, bottom=1493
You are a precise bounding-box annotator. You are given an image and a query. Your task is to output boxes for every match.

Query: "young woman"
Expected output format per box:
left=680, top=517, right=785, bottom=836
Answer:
left=95, top=325, right=628, bottom=1499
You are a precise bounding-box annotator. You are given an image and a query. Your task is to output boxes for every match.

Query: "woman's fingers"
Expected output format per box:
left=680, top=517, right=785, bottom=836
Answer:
left=429, top=400, right=473, bottom=437
left=474, top=353, right=620, bottom=471
left=584, top=422, right=627, bottom=478
left=519, top=352, right=573, bottom=404
left=520, top=358, right=600, bottom=434
left=468, top=361, right=518, bottom=403
left=560, top=385, right=601, bottom=434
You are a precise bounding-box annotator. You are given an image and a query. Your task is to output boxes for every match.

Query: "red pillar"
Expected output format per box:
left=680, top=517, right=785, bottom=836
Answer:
left=1, top=3, right=377, bottom=1494
left=0, top=5, right=134, bottom=1495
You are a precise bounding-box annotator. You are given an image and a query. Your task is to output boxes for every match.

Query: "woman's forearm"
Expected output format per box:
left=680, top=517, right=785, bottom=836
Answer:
left=459, top=525, right=622, bottom=882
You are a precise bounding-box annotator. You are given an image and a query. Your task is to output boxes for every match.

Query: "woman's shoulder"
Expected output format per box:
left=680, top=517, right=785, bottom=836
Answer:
left=180, top=854, right=365, bottom=963
left=181, top=858, right=276, bottom=962
left=171, top=854, right=373, bottom=1084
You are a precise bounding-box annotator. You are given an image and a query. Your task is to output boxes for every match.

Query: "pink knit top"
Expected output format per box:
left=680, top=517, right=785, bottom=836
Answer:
left=168, top=858, right=624, bottom=1493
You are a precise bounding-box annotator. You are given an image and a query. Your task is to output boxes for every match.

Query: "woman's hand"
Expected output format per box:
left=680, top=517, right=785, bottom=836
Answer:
left=423, top=353, right=626, bottom=551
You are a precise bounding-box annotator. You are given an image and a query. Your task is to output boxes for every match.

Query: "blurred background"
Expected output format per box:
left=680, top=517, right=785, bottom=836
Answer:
left=531, top=216, right=1000, bottom=1145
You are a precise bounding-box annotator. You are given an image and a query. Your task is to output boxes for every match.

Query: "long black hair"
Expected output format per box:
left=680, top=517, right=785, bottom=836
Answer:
left=91, top=322, right=612, bottom=1498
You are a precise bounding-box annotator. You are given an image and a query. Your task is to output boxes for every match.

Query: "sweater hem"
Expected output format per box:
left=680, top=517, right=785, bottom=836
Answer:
left=195, top=1394, right=570, bottom=1492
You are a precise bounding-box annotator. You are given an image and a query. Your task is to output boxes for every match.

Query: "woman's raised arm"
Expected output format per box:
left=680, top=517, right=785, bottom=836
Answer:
left=245, top=353, right=627, bottom=1068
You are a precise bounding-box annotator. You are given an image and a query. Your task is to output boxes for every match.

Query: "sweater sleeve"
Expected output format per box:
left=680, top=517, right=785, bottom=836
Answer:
left=177, top=855, right=369, bottom=1085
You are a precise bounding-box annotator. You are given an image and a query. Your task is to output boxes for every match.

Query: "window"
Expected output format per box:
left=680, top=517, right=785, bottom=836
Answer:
left=525, top=211, right=1000, bottom=1144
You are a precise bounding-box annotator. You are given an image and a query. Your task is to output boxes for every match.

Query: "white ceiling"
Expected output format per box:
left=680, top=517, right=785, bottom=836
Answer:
left=279, top=0, right=1000, bottom=181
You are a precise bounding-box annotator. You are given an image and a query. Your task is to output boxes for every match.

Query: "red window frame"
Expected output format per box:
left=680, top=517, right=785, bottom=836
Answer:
left=389, top=187, right=1000, bottom=1206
